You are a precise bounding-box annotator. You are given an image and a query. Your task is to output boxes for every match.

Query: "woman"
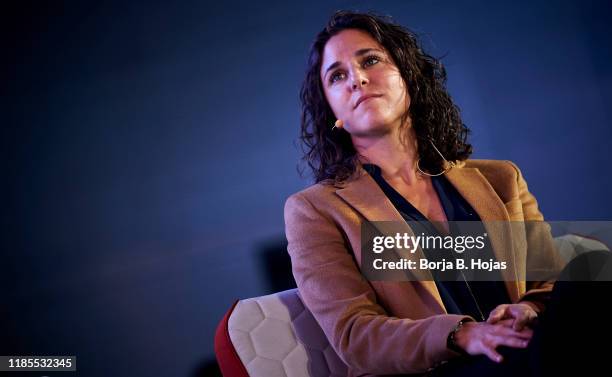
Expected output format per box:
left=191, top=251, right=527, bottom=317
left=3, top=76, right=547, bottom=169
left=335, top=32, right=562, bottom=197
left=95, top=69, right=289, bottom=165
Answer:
left=284, top=10, right=610, bottom=377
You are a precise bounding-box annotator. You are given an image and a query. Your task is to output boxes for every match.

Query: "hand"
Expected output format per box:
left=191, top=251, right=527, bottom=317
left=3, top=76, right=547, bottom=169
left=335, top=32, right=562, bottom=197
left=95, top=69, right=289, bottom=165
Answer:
left=453, top=319, right=533, bottom=363
left=486, top=303, right=539, bottom=331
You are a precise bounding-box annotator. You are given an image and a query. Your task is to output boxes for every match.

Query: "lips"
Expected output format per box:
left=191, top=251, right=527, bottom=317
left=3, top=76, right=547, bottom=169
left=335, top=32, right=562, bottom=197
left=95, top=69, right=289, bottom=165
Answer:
left=354, top=94, right=382, bottom=109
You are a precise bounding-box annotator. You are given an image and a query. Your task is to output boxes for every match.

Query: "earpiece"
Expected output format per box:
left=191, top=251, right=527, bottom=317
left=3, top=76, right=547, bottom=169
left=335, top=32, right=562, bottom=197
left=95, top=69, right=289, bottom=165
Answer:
left=332, top=119, right=344, bottom=130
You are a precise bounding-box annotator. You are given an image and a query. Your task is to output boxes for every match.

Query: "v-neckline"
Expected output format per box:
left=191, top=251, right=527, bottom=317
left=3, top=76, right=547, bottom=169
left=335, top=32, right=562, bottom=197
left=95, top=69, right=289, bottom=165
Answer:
left=363, top=163, right=451, bottom=234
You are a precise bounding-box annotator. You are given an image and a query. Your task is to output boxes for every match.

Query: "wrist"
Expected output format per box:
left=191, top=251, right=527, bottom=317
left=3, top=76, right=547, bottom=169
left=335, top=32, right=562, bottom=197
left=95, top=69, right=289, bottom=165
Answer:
left=447, top=318, right=473, bottom=356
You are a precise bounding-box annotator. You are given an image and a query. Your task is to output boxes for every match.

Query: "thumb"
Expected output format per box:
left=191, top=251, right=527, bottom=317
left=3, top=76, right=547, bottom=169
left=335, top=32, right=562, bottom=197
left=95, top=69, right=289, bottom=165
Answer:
left=487, top=308, right=504, bottom=323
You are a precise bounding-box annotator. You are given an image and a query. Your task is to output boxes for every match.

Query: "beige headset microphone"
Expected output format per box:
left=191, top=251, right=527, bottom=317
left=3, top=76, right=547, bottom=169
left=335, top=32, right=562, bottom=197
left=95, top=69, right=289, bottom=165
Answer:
left=332, top=119, right=344, bottom=130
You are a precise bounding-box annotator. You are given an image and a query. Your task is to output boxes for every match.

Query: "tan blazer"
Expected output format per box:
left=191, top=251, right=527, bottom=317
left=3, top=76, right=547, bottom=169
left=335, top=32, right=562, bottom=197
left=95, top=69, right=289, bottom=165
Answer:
left=284, top=159, right=563, bottom=376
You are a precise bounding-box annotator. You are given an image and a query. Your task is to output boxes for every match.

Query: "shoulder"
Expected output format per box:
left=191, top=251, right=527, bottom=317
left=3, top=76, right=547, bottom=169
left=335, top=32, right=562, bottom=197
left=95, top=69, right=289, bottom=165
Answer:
left=462, top=158, right=523, bottom=183
left=460, top=159, right=534, bottom=204
left=284, top=181, right=341, bottom=217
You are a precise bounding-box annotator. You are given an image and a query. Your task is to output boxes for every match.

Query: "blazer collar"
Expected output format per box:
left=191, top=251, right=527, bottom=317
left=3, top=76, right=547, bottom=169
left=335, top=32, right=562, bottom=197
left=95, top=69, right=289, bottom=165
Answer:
left=334, top=161, right=520, bottom=305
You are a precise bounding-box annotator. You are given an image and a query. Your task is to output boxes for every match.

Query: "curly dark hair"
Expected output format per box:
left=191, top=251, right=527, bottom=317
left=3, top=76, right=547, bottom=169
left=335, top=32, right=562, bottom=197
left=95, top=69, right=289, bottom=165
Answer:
left=299, top=10, right=473, bottom=184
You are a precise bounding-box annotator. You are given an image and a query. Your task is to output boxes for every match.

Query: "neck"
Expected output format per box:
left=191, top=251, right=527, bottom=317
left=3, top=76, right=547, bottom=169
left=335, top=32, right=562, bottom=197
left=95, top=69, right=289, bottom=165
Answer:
left=352, top=125, right=422, bottom=185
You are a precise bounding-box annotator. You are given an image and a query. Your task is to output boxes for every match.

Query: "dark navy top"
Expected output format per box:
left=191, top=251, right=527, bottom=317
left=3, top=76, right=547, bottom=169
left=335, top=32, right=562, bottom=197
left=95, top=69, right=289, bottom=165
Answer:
left=363, top=163, right=510, bottom=320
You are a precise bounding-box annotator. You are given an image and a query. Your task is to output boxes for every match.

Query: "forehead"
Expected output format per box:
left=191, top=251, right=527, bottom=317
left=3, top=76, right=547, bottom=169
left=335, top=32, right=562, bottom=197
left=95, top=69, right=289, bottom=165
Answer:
left=321, top=29, right=383, bottom=70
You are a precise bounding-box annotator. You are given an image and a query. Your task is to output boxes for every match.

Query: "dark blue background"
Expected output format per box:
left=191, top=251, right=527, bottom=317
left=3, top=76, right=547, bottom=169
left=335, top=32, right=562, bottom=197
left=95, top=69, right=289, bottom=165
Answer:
left=2, top=0, right=611, bottom=376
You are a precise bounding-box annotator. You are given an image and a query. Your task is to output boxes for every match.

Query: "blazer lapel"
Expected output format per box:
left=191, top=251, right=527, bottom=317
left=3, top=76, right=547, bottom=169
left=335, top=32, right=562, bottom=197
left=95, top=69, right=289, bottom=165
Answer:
left=444, top=166, right=520, bottom=302
left=335, top=167, right=445, bottom=312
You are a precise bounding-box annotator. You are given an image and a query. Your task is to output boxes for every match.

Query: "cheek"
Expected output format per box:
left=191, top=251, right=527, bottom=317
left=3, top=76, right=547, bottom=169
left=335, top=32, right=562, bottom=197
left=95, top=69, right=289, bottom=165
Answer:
left=389, top=73, right=407, bottom=95
left=325, top=88, right=350, bottom=116
left=386, top=73, right=410, bottom=110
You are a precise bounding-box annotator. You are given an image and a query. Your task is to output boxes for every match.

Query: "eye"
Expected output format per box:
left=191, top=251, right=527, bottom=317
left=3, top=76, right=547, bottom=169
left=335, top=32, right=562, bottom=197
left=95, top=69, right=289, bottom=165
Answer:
left=363, top=55, right=380, bottom=67
left=329, top=71, right=346, bottom=84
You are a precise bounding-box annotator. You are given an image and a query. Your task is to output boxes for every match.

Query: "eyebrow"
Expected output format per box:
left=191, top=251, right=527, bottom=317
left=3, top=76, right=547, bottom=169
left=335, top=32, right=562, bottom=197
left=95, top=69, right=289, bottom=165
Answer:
left=323, top=48, right=384, bottom=79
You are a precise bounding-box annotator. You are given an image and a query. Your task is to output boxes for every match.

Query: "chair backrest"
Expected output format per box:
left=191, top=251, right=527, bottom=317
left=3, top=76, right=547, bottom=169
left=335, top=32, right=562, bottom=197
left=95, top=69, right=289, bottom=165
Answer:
left=553, top=234, right=609, bottom=262
left=215, top=288, right=347, bottom=377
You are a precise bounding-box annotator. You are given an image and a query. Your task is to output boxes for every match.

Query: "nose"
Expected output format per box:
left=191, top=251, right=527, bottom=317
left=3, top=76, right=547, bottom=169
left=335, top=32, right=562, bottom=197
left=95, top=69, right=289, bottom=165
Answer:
left=350, top=70, right=369, bottom=90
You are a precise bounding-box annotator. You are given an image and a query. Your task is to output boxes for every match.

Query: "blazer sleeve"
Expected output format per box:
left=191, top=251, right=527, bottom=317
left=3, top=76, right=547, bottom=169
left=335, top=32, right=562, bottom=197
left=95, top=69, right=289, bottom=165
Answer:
left=284, top=192, right=474, bottom=375
left=507, top=161, right=565, bottom=313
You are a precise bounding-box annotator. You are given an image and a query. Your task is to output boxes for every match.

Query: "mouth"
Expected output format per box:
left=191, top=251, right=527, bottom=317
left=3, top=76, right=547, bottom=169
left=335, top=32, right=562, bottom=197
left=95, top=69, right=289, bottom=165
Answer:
left=354, top=94, right=383, bottom=109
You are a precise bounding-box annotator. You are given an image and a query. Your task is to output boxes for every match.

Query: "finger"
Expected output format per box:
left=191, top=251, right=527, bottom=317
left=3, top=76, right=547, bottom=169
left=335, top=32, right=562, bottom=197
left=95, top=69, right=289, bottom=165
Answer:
left=516, top=327, right=534, bottom=339
left=517, top=310, right=538, bottom=331
left=496, top=318, right=516, bottom=327
left=512, top=318, right=524, bottom=332
left=493, top=335, right=529, bottom=349
left=495, top=325, right=533, bottom=340
left=487, top=305, right=508, bottom=323
left=486, top=307, right=501, bottom=323
left=482, top=345, right=504, bottom=363
left=491, top=305, right=508, bottom=320
left=512, top=315, right=532, bottom=331
left=509, top=307, right=537, bottom=331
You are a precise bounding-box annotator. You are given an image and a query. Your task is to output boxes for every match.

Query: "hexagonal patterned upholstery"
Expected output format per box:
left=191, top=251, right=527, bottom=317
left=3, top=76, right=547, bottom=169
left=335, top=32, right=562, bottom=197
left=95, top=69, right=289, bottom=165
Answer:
left=215, top=289, right=347, bottom=377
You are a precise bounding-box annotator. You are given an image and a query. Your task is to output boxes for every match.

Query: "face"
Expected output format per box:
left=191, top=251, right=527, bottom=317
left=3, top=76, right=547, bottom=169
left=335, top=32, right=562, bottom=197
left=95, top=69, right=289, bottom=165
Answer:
left=320, top=29, right=410, bottom=137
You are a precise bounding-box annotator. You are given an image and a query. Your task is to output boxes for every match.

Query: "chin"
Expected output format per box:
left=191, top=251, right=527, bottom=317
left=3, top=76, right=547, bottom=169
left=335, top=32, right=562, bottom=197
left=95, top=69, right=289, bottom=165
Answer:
left=349, top=120, right=392, bottom=137
left=355, top=109, right=394, bottom=126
